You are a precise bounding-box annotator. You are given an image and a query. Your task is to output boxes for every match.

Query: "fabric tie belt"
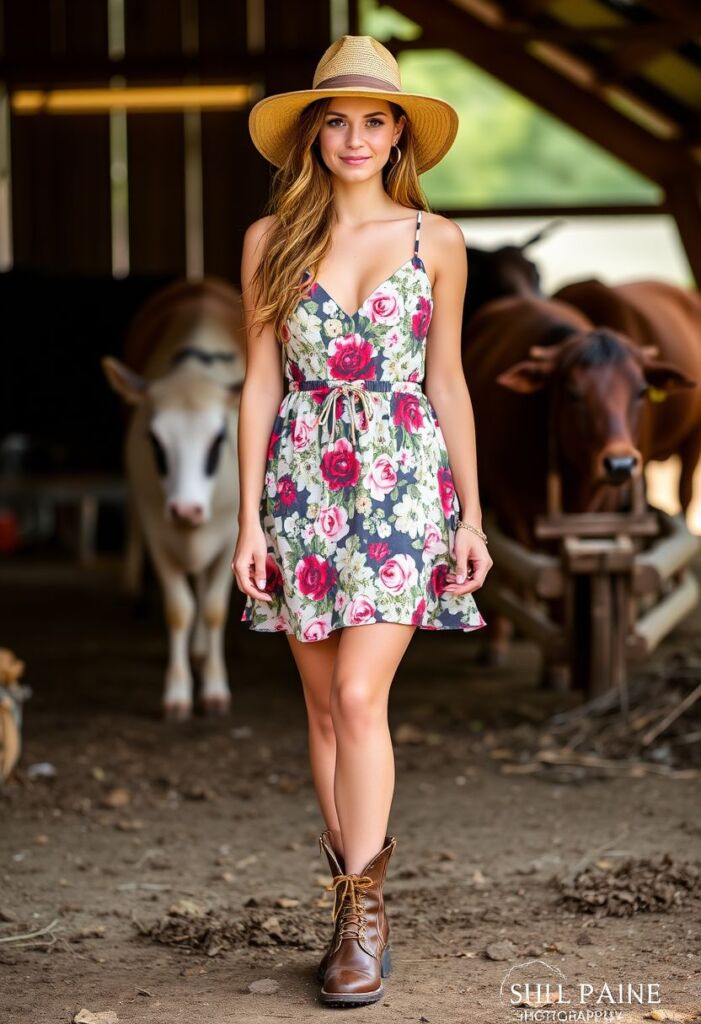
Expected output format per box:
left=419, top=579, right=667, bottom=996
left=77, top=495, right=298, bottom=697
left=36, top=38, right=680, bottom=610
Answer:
left=289, top=378, right=422, bottom=452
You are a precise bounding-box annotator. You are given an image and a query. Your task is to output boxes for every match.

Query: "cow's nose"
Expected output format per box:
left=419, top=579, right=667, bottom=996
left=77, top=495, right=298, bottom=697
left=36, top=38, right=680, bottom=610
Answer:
left=169, top=502, right=204, bottom=525
left=603, top=453, right=637, bottom=481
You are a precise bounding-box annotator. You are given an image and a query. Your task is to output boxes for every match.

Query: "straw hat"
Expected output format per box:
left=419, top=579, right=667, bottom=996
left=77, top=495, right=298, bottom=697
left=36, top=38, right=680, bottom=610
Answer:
left=248, top=35, right=459, bottom=175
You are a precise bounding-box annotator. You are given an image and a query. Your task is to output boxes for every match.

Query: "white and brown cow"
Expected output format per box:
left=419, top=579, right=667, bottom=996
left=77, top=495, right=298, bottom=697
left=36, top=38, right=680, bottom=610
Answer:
left=103, top=278, right=245, bottom=720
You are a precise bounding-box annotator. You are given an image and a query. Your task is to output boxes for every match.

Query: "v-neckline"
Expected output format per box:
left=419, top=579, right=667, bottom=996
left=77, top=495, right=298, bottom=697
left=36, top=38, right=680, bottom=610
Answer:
left=306, top=255, right=427, bottom=322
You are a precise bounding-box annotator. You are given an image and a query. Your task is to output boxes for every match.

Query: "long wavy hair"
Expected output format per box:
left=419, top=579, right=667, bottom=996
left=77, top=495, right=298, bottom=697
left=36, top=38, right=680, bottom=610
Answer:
left=247, top=98, right=432, bottom=342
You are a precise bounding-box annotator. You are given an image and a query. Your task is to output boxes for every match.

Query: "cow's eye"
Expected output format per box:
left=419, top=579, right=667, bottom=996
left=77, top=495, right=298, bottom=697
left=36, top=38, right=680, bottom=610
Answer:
left=205, top=429, right=226, bottom=477
left=148, top=430, right=167, bottom=476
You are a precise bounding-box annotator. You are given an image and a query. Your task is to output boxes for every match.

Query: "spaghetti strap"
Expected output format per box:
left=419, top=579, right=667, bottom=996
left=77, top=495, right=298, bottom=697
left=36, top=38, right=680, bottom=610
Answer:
left=414, top=209, right=422, bottom=256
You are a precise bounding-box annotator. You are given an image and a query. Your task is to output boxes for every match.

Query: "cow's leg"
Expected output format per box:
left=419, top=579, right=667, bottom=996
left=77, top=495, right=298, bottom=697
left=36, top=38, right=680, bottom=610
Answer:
left=198, top=545, right=234, bottom=716
left=124, top=494, right=145, bottom=598
left=146, top=540, right=196, bottom=720
left=677, top=427, right=701, bottom=514
left=190, top=568, right=209, bottom=664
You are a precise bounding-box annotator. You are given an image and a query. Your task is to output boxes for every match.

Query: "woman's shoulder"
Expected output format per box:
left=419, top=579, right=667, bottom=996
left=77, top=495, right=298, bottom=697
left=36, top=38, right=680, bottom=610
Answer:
left=420, top=210, right=464, bottom=247
left=419, top=212, right=466, bottom=279
left=244, top=213, right=280, bottom=247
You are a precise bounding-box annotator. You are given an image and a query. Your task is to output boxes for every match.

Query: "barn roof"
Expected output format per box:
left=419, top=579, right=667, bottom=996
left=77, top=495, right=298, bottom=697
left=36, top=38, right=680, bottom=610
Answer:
left=386, top=0, right=701, bottom=279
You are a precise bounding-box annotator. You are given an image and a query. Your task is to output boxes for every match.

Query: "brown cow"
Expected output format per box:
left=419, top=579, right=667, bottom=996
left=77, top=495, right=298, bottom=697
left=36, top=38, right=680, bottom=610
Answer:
left=463, top=294, right=696, bottom=550
left=554, top=278, right=701, bottom=511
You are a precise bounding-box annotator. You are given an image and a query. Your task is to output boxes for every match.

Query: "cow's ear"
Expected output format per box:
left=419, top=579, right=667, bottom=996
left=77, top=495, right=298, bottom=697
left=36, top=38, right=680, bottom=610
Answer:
left=496, top=360, right=553, bottom=393
left=102, top=357, right=149, bottom=404
left=642, top=360, right=696, bottom=395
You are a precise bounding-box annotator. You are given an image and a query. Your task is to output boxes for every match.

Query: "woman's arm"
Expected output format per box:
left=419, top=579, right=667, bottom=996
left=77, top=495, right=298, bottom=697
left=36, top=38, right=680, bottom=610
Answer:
left=232, top=216, right=284, bottom=601
left=423, top=216, right=491, bottom=592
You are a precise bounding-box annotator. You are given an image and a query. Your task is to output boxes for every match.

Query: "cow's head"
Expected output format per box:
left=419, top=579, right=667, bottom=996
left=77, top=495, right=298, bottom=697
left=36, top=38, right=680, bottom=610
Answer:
left=103, top=356, right=243, bottom=527
left=496, top=327, right=696, bottom=486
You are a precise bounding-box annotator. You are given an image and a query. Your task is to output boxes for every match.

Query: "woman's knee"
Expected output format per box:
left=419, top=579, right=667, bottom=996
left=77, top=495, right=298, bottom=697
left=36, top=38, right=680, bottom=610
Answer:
left=330, top=677, right=387, bottom=736
left=308, top=704, right=336, bottom=742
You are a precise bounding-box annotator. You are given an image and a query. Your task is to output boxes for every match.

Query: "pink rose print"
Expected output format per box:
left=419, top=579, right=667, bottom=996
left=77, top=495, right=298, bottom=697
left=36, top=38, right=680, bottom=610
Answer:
left=363, top=455, right=397, bottom=501
left=362, top=285, right=404, bottom=326
left=263, top=555, right=284, bottom=594
left=291, top=413, right=316, bottom=451
left=273, top=614, right=290, bottom=631
left=368, top=541, right=390, bottom=562
left=303, top=615, right=332, bottom=641
left=277, top=474, right=297, bottom=507
left=378, top=553, right=418, bottom=595
left=321, top=437, right=361, bottom=491
left=411, top=597, right=426, bottom=625
left=430, top=563, right=449, bottom=598
left=267, top=429, right=282, bottom=460
left=288, top=359, right=303, bottom=384
left=328, top=334, right=376, bottom=380
left=317, top=505, right=349, bottom=542
left=280, top=323, right=291, bottom=344
left=412, top=295, right=432, bottom=340
left=423, top=522, right=446, bottom=557
left=347, top=596, right=377, bottom=624
left=296, top=554, right=337, bottom=600
left=437, top=466, right=455, bottom=517
left=393, top=393, right=425, bottom=433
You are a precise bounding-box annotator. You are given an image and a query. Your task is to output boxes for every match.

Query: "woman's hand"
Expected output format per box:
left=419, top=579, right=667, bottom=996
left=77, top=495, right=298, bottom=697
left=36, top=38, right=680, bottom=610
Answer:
left=231, top=524, right=273, bottom=603
left=444, top=527, right=492, bottom=595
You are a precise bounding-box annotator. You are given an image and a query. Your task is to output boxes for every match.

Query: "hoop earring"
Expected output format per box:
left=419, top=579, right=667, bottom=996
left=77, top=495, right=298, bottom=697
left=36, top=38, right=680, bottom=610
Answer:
left=389, top=143, right=402, bottom=166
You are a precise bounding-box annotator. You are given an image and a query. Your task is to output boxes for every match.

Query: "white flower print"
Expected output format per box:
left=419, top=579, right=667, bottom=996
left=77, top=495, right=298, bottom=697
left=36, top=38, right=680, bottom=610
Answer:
left=283, top=511, right=302, bottom=538
left=393, top=493, right=424, bottom=539
left=385, top=327, right=402, bottom=351
left=335, top=546, right=374, bottom=586
left=324, top=317, right=344, bottom=338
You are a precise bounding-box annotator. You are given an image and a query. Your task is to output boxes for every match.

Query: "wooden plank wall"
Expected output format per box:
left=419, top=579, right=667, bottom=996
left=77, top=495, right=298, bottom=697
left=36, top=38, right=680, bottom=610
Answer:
left=7, top=0, right=112, bottom=274
left=3, top=0, right=332, bottom=282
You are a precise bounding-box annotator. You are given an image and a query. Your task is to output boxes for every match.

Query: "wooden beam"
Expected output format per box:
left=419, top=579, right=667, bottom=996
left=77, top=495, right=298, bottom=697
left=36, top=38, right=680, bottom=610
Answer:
left=390, top=0, right=696, bottom=186
left=664, top=172, right=701, bottom=286
left=437, top=202, right=668, bottom=218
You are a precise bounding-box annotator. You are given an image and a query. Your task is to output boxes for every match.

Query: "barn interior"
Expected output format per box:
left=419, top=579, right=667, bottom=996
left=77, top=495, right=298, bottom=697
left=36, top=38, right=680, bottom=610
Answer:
left=1, top=2, right=700, bottom=1022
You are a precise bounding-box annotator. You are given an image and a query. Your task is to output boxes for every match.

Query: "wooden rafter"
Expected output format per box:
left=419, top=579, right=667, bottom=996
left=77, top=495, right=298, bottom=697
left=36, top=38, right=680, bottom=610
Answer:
left=391, top=0, right=696, bottom=184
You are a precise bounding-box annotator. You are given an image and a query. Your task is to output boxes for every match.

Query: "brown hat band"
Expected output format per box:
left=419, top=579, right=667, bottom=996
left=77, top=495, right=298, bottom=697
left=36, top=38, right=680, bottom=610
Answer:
left=314, top=73, right=400, bottom=91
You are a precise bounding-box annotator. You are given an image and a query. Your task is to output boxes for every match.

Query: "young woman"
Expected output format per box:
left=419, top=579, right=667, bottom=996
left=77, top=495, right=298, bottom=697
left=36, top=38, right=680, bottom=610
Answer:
left=232, top=34, right=493, bottom=1008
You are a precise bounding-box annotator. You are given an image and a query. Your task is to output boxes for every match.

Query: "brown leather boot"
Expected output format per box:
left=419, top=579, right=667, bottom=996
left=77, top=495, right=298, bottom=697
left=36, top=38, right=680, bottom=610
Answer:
left=316, top=829, right=345, bottom=982
left=319, top=835, right=397, bottom=1006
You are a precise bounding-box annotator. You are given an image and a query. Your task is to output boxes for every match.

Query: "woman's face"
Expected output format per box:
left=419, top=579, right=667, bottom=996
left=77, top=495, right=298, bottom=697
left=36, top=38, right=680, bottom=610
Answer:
left=316, top=96, right=405, bottom=179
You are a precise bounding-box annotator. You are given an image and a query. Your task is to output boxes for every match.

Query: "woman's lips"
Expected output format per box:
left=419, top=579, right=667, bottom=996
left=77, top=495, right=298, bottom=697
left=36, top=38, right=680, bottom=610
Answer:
left=341, top=156, right=370, bottom=164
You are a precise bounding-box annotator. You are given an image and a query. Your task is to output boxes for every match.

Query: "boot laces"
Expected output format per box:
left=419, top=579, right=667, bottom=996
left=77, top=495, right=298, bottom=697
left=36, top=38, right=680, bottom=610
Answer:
left=325, top=873, right=373, bottom=939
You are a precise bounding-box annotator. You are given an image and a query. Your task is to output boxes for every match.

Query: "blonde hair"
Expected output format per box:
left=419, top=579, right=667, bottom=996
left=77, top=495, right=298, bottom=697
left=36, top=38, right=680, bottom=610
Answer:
left=247, top=97, right=431, bottom=342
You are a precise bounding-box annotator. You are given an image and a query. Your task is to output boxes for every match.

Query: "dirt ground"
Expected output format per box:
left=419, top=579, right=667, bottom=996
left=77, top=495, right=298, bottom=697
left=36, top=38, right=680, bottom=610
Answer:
left=0, top=557, right=700, bottom=1024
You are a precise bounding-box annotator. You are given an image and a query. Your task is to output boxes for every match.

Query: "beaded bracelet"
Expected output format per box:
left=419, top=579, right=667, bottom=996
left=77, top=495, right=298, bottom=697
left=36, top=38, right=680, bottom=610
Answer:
left=455, top=519, right=488, bottom=544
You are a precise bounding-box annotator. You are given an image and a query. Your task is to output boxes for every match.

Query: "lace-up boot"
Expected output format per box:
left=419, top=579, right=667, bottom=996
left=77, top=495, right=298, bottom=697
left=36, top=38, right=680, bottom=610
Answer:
left=317, top=829, right=345, bottom=982
left=319, top=834, right=396, bottom=1006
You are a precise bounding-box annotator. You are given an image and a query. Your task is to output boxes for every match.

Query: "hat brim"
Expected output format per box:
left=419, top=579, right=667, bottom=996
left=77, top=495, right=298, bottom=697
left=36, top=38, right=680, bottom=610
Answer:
left=249, top=88, right=459, bottom=175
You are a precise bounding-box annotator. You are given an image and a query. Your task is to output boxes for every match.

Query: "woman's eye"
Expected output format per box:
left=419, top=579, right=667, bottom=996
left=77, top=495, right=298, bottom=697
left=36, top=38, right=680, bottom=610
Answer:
left=326, top=118, right=384, bottom=128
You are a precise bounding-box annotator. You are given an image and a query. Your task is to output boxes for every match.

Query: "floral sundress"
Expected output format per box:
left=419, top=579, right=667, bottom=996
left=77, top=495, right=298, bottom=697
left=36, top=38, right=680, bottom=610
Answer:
left=240, top=209, right=487, bottom=642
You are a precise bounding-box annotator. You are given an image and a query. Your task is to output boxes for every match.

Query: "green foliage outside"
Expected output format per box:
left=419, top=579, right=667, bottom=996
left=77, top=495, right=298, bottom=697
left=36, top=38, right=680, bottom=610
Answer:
left=359, top=0, right=661, bottom=209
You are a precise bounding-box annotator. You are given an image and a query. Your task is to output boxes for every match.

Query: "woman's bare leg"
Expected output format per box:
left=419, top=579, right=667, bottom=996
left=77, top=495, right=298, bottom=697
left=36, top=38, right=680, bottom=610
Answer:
left=331, top=622, right=415, bottom=874
left=287, top=630, right=344, bottom=859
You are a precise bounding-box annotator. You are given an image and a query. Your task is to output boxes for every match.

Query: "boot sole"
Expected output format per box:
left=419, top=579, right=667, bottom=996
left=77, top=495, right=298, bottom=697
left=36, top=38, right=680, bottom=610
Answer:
left=319, top=946, right=391, bottom=1005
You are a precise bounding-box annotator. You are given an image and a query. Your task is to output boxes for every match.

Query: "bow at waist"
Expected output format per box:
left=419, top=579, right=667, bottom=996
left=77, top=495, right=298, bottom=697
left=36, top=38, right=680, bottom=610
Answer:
left=288, top=378, right=423, bottom=450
